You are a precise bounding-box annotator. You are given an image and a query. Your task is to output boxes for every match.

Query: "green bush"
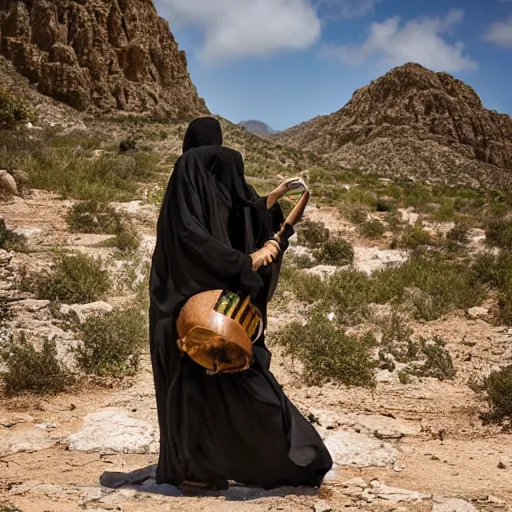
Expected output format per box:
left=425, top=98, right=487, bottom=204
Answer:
left=375, top=197, right=396, bottom=212
left=0, top=218, right=28, bottom=252
left=292, top=253, right=316, bottom=269
left=0, top=505, right=24, bottom=512
left=297, top=219, right=330, bottom=249
left=106, top=220, right=141, bottom=253
left=398, top=224, right=433, bottom=249
left=277, top=312, right=376, bottom=387
left=474, top=252, right=512, bottom=325
left=0, top=131, right=161, bottom=202
left=360, top=219, right=386, bottom=239
left=413, top=337, right=456, bottom=381
left=483, top=365, right=512, bottom=421
left=485, top=218, right=512, bottom=250
left=314, top=239, right=354, bottom=266
left=0, top=333, right=73, bottom=395
left=74, top=308, right=147, bottom=377
left=289, top=254, right=485, bottom=324
left=0, top=88, right=36, bottom=129
left=446, top=222, right=470, bottom=245
left=66, top=201, right=121, bottom=234
left=34, top=253, right=110, bottom=304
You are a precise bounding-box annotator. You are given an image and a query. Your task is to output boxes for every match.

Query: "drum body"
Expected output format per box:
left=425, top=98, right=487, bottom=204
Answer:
left=176, top=290, right=263, bottom=375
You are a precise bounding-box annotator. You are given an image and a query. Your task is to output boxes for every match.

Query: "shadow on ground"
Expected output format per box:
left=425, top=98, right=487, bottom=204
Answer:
left=100, top=465, right=319, bottom=501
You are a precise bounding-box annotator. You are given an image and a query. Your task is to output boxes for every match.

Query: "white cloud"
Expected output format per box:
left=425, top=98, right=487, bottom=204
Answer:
left=321, top=9, right=478, bottom=72
left=313, top=0, right=381, bottom=20
left=154, top=0, right=321, bottom=63
left=483, top=17, right=512, bottom=48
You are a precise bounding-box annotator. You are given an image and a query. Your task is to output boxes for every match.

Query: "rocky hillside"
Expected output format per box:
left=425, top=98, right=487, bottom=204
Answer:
left=239, top=120, right=274, bottom=137
left=0, top=0, right=209, bottom=119
left=277, top=63, right=512, bottom=188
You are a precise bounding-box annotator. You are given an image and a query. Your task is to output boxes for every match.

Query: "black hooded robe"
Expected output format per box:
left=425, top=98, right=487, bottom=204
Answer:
left=149, top=118, right=333, bottom=489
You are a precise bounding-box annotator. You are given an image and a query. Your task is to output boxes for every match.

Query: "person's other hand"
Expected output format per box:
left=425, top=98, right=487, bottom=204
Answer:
left=250, top=242, right=280, bottom=271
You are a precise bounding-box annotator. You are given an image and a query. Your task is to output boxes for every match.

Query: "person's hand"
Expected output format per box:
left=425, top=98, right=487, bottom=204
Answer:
left=266, top=177, right=301, bottom=209
left=250, top=241, right=280, bottom=271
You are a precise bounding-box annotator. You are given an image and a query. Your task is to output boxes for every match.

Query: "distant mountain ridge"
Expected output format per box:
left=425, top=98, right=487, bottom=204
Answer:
left=239, top=120, right=274, bottom=137
left=276, top=63, right=512, bottom=188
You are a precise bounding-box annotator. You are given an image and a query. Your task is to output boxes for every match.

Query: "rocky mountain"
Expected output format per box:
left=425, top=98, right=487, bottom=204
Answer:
left=277, top=63, right=512, bottom=188
left=239, top=120, right=274, bottom=137
left=0, top=0, right=209, bottom=119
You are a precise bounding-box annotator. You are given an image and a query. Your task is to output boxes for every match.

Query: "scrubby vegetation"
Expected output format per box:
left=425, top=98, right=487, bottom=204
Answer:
left=0, top=88, right=36, bottom=129
left=360, top=219, right=386, bottom=239
left=277, top=312, right=376, bottom=387
left=28, top=253, right=111, bottom=304
left=314, top=238, right=354, bottom=266
left=288, top=253, right=484, bottom=324
left=0, top=333, right=73, bottom=395
left=0, top=218, right=27, bottom=252
left=482, top=365, right=512, bottom=422
left=0, top=130, right=162, bottom=201
left=74, top=307, right=147, bottom=377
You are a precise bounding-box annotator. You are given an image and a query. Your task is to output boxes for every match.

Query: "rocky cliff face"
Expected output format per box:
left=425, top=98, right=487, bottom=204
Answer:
left=0, top=0, right=209, bottom=119
left=277, top=63, right=512, bottom=187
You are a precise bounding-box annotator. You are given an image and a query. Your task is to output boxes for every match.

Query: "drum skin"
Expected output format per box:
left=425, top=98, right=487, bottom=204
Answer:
left=176, top=290, right=254, bottom=374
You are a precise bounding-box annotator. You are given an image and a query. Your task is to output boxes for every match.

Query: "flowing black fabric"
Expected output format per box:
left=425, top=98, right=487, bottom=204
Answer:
left=149, top=119, right=333, bottom=489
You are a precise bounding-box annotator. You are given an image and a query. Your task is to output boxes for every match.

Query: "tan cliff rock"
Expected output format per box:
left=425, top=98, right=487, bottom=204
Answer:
left=0, top=0, right=209, bottom=119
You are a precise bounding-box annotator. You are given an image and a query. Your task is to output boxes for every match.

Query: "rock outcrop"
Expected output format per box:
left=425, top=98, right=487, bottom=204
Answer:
left=277, top=63, right=512, bottom=188
left=0, top=0, right=209, bottom=119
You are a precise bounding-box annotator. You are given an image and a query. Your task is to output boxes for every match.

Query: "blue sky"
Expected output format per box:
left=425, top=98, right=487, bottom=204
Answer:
left=154, top=0, right=512, bottom=131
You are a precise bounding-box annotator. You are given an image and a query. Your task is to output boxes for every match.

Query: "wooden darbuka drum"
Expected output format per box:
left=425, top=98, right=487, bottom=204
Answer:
left=176, top=290, right=263, bottom=375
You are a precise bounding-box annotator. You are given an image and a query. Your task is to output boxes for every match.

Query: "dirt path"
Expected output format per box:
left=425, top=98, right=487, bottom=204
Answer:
left=1, top=193, right=511, bottom=512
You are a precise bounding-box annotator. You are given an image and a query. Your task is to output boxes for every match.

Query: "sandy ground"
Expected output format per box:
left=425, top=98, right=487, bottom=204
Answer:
left=1, top=192, right=511, bottom=512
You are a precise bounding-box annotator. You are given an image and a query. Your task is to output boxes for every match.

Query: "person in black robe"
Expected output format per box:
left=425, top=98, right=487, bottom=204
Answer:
left=149, top=116, right=333, bottom=490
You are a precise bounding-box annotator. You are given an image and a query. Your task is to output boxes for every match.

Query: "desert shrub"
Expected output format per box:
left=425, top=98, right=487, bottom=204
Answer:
left=135, top=262, right=151, bottom=312
left=292, top=253, right=316, bottom=269
left=277, top=312, right=376, bottom=387
left=0, top=88, right=36, bottom=129
left=292, top=272, right=329, bottom=304
left=119, top=138, right=137, bottom=152
left=34, top=253, right=110, bottom=304
left=380, top=311, right=414, bottom=350
left=342, top=204, right=370, bottom=225
left=100, top=219, right=141, bottom=253
left=0, top=131, right=161, bottom=202
left=446, top=222, right=470, bottom=245
left=297, top=219, right=330, bottom=249
left=378, top=316, right=455, bottom=381
left=483, top=365, right=512, bottom=421
left=360, top=219, right=386, bottom=239
left=0, top=333, right=73, bottom=395
left=398, top=224, right=433, bottom=249
left=379, top=255, right=484, bottom=321
left=0, top=218, right=28, bottom=252
left=307, top=254, right=484, bottom=323
left=314, top=238, right=354, bottom=266
left=412, top=337, right=456, bottom=381
left=473, top=252, right=512, bottom=325
left=66, top=200, right=121, bottom=234
left=74, top=307, right=147, bottom=377
left=322, top=270, right=373, bottom=324
left=485, top=218, right=512, bottom=250
left=0, top=505, right=24, bottom=512
left=375, top=197, right=396, bottom=212
left=111, top=221, right=141, bottom=252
